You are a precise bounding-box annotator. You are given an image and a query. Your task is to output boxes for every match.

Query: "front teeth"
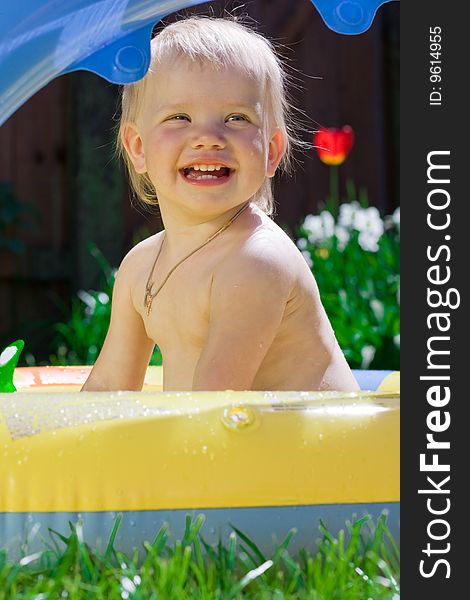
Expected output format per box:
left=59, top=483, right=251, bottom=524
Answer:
left=190, top=165, right=223, bottom=171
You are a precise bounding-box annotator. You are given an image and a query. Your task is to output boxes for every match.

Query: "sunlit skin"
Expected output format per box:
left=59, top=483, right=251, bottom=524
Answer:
left=82, top=59, right=359, bottom=392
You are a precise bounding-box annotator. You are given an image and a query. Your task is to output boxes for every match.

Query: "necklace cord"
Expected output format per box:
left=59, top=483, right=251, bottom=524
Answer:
left=144, top=202, right=250, bottom=315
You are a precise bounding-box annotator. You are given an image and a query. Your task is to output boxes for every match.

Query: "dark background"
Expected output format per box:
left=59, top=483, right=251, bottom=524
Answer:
left=0, top=0, right=399, bottom=362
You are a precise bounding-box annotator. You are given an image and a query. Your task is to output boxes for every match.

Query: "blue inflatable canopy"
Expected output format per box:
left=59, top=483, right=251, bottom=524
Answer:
left=0, top=0, right=397, bottom=126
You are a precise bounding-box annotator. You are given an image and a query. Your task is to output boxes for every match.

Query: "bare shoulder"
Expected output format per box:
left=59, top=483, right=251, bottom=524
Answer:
left=109, top=231, right=164, bottom=318
left=121, top=231, right=164, bottom=268
left=117, top=231, right=164, bottom=281
left=215, top=209, right=306, bottom=289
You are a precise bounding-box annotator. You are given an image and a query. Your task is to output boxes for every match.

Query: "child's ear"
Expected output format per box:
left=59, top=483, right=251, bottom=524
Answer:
left=121, top=122, right=147, bottom=173
left=266, top=128, right=285, bottom=178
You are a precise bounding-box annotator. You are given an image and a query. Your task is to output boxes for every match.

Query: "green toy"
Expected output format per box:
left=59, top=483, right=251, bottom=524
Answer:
left=0, top=339, right=24, bottom=392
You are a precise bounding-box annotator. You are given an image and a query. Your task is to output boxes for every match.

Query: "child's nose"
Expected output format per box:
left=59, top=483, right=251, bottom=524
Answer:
left=191, top=126, right=226, bottom=150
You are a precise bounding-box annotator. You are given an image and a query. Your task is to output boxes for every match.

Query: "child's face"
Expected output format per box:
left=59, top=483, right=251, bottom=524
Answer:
left=123, top=58, right=284, bottom=219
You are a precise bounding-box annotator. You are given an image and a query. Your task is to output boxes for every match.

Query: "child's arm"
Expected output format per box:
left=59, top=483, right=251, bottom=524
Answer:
left=192, top=250, right=292, bottom=390
left=81, top=255, right=154, bottom=391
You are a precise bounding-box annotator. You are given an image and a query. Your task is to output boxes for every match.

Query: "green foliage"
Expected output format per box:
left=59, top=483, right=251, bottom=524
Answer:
left=297, top=202, right=400, bottom=369
left=0, top=182, right=38, bottom=253
left=0, top=514, right=399, bottom=599
left=49, top=243, right=162, bottom=366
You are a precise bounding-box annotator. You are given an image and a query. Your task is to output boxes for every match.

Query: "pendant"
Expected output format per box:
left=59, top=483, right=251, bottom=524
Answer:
left=144, top=291, right=153, bottom=315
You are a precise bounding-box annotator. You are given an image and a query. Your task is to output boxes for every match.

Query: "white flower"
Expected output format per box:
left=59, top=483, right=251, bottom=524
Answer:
left=302, top=203, right=388, bottom=251
left=334, top=225, right=350, bottom=250
left=302, top=211, right=335, bottom=243
left=358, top=231, right=380, bottom=252
left=385, top=207, right=400, bottom=232
left=366, top=206, right=384, bottom=235
left=320, top=210, right=335, bottom=237
left=301, top=250, right=313, bottom=268
left=296, top=237, right=308, bottom=250
left=303, top=214, right=323, bottom=243
left=391, top=206, right=400, bottom=231
left=303, top=214, right=321, bottom=232
left=352, top=210, right=367, bottom=233
left=338, top=201, right=361, bottom=228
left=353, top=206, right=384, bottom=237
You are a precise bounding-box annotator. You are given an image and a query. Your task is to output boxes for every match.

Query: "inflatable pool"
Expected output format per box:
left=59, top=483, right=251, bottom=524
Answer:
left=1, top=367, right=399, bottom=559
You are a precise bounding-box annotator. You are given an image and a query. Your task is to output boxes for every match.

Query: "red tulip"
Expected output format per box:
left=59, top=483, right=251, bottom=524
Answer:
left=313, top=126, right=354, bottom=165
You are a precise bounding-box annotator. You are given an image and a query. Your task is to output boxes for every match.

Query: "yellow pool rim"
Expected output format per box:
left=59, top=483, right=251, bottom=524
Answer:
left=1, top=371, right=399, bottom=513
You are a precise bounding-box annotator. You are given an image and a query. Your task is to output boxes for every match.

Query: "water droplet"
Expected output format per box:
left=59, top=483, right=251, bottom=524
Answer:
left=221, top=406, right=258, bottom=431
left=201, top=445, right=208, bottom=454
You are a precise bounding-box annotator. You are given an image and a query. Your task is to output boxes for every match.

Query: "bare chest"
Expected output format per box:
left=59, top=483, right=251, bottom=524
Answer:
left=135, top=255, right=214, bottom=353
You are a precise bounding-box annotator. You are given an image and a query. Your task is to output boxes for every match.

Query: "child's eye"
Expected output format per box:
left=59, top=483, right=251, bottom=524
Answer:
left=226, top=114, right=249, bottom=123
left=166, top=114, right=190, bottom=122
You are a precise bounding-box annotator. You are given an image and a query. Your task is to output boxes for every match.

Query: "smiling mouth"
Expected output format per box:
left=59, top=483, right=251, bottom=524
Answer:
left=181, top=166, right=232, bottom=181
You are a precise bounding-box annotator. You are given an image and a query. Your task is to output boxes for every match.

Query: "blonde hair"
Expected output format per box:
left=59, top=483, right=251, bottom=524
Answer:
left=117, top=16, right=299, bottom=216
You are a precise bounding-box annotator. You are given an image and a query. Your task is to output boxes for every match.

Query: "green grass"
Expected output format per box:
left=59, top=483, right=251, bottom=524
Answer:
left=0, top=514, right=399, bottom=599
